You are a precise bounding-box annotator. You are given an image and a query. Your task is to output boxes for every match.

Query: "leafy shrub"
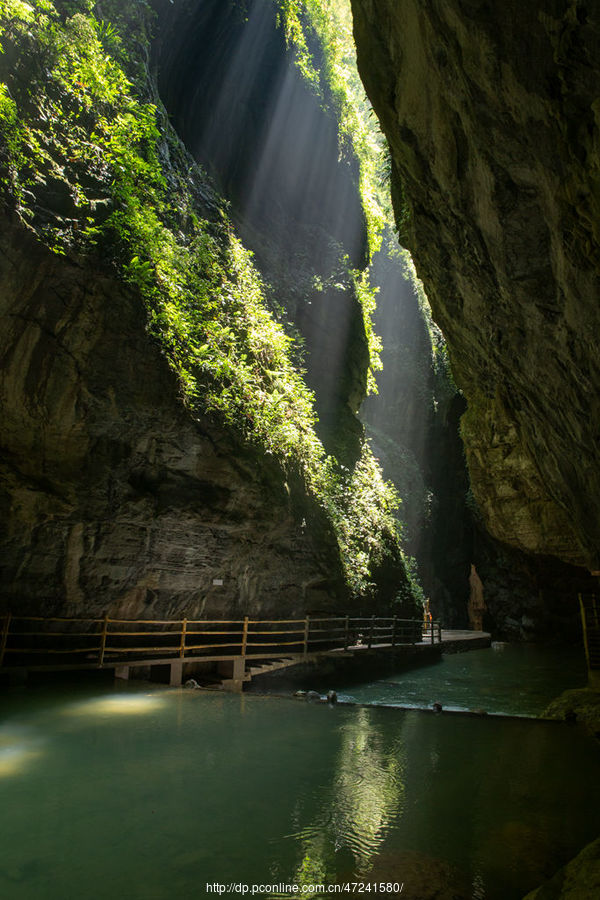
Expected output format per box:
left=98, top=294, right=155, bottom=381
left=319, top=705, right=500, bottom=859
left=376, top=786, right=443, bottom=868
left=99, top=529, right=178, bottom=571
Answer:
left=0, top=0, right=415, bottom=603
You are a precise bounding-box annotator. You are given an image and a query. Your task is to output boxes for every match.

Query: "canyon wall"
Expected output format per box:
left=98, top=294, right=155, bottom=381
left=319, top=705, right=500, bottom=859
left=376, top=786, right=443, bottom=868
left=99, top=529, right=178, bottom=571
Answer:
left=0, top=214, right=345, bottom=619
left=0, top=0, right=415, bottom=620
left=352, top=0, right=600, bottom=571
left=155, top=0, right=370, bottom=463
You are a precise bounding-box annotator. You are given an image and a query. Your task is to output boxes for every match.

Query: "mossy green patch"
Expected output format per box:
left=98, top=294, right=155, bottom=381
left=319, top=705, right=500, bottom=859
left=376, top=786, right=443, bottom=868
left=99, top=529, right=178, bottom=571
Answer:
left=543, top=687, right=600, bottom=737
left=0, top=0, right=416, bottom=604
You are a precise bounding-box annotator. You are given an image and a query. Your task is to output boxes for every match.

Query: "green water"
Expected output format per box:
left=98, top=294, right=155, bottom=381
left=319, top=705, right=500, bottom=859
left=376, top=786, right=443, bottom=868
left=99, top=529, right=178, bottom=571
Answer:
left=337, top=645, right=588, bottom=716
left=1, top=680, right=599, bottom=900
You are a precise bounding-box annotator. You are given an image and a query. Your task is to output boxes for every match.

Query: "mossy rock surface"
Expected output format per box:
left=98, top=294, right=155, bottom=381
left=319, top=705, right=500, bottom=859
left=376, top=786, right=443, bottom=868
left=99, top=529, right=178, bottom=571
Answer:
left=543, top=687, right=600, bottom=737
left=523, top=836, right=600, bottom=900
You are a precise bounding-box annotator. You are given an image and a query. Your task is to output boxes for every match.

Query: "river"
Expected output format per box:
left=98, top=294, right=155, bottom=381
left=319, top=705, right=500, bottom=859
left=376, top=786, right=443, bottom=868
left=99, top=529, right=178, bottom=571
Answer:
left=335, top=643, right=588, bottom=716
left=0, top=653, right=598, bottom=900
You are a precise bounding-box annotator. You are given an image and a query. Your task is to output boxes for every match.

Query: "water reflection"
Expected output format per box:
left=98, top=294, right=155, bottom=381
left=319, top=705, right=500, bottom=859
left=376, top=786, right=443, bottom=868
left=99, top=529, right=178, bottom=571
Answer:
left=0, top=725, right=43, bottom=778
left=280, top=707, right=406, bottom=893
left=62, top=692, right=166, bottom=720
left=0, top=690, right=598, bottom=900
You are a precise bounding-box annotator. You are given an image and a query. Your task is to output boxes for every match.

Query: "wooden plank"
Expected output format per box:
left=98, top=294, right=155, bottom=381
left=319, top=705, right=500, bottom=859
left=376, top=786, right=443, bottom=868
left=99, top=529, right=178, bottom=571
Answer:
left=0, top=615, right=428, bottom=673
left=106, top=628, right=182, bottom=635
left=300, top=617, right=346, bottom=624
left=103, top=618, right=184, bottom=626
left=245, top=639, right=305, bottom=648
left=4, top=647, right=101, bottom=655
left=102, top=645, right=180, bottom=654
left=98, top=613, right=108, bottom=666
left=179, top=618, right=187, bottom=659
left=183, top=642, right=243, bottom=652
left=241, top=616, right=249, bottom=657
left=184, top=629, right=243, bottom=636
left=245, top=628, right=305, bottom=636
left=303, top=616, right=310, bottom=657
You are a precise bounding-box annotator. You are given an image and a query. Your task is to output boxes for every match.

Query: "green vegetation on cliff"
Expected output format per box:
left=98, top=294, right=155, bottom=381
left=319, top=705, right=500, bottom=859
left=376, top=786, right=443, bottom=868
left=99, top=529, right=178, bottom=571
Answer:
left=278, top=0, right=389, bottom=235
left=276, top=0, right=389, bottom=394
left=0, top=0, right=415, bottom=604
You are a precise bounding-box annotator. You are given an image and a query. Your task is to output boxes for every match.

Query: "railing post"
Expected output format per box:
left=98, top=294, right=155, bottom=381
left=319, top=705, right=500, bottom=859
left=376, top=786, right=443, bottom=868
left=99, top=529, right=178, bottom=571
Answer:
left=368, top=615, right=375, bottom=650
left=343, top=615, right=350, bottom=651
left=98, top=613, right=108, bottom=667
left=431, top=619, right=435, bottom=645
left=241, top=616, right=249, bottom=657
left=392, top=616, right=397, bottom=648
left=180, top=618, right=188, bottom=659
left=0, top=612, right=11, bottom=667
left=437, top=621, right=442, bottom=644
left=303, top=615, right=310, bottom=657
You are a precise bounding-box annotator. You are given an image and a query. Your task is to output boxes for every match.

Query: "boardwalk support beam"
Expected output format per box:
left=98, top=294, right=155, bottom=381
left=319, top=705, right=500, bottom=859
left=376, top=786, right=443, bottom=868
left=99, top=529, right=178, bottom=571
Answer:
left=170, top=660, right=183, bottom=687
left=218, top=657, right=244, bottom=693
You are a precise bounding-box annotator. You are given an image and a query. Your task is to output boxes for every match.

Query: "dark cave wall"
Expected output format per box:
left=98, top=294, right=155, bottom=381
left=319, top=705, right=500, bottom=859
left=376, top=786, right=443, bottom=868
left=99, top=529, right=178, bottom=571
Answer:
left=361, top=239, right=592, bottom=638
left=351, top=0, right=600, bottom=572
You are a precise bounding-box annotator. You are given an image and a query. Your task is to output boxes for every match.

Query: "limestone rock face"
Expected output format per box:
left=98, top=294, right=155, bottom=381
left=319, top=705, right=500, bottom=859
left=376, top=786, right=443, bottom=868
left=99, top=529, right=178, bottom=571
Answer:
left=0, top=215, right=344, bottom=619
left=352, top=0, right=600, bottom=568
left=156, top=0, right=370, bottom=463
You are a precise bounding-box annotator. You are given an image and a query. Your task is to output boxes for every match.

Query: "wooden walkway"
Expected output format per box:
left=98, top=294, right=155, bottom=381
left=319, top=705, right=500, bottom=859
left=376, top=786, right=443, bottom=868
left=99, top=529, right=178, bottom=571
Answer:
left=0, top=613, right=442, bottom=690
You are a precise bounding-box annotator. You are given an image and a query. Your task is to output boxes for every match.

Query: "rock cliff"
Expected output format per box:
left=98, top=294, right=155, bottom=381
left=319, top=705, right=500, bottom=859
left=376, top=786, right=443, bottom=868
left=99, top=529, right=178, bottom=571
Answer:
left=359, top=237, right=594, bottom=639
left=0, top=0, right=415, bottom=620
left=155, top=0, right=370, bottom=463
left=351, top=0, right=600, bottom=571
left=0, top=213, right=345, bottom=618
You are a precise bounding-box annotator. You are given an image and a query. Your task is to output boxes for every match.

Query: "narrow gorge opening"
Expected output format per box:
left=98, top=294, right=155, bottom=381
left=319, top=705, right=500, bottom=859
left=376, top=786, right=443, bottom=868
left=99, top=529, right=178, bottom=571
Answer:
left=1, top=2, right=599, bottom=898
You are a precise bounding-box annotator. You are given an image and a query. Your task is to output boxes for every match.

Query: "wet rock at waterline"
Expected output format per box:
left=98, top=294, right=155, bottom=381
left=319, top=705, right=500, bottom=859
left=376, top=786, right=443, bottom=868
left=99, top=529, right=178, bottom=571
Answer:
left=543, top=688, right=600, bottom=737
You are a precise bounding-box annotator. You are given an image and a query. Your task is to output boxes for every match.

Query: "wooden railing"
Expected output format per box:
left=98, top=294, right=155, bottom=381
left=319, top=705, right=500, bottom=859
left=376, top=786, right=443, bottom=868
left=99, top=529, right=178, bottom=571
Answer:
left=0, top=613, right=437, bottom=669
left=422, top=619, right=442, bottom=645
